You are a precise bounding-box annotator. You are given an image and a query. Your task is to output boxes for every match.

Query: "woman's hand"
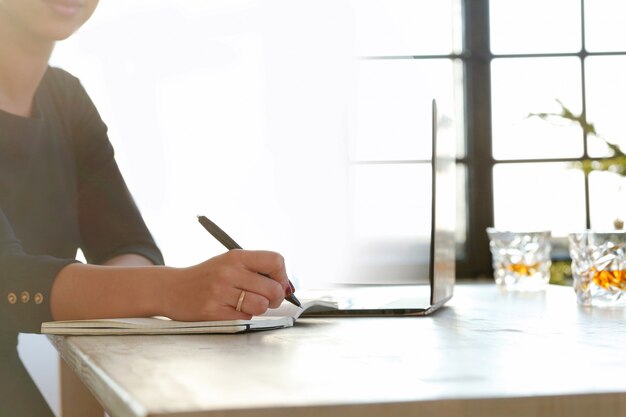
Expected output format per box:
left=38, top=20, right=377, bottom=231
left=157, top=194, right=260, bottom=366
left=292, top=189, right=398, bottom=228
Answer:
left=161, top=250, right=291, bottom=321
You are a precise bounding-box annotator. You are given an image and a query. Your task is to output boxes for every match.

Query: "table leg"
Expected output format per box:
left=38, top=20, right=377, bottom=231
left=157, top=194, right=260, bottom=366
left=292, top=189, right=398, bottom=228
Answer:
left=60, top=358, right=104, bottom=417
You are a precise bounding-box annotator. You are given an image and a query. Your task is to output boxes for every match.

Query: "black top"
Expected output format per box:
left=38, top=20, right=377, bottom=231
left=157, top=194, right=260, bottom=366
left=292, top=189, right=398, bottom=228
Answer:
left=0, top=67, right=164, bottom=335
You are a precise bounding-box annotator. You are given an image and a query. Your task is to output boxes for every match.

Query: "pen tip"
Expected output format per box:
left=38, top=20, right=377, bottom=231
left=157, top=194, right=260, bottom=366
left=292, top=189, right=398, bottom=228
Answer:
left=288, top=294, right=302, bottom=308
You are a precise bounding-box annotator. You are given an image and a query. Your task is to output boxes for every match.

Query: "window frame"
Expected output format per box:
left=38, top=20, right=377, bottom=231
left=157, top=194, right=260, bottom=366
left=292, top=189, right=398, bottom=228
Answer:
left=463, top=0, right=626, bottom=277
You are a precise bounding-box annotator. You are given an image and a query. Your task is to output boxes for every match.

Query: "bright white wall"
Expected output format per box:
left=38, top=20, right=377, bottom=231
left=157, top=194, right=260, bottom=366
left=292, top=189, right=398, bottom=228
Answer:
left=50, top=0, right=359, bottom=287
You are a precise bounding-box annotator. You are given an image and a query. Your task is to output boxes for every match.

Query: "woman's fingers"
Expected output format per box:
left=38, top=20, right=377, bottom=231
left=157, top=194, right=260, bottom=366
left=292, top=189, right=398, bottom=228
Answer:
left=232, top=250, right=290, bottom=291
left=228, top=271, right=284, bottom=309
left=163, top=250, right=291, bottom=322
left=217, top=250, right=289, bottom=309
left=229, top=288, right=273, bottom=316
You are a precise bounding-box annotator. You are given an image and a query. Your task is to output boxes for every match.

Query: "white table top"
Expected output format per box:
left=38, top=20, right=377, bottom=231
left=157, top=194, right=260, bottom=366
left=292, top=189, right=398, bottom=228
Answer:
left=49, top=283, right=626, bottom=417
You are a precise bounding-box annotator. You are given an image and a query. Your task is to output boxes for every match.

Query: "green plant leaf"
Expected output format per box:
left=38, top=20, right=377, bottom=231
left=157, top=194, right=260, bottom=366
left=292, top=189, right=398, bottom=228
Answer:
left=529, top=100, right=626, bottom=174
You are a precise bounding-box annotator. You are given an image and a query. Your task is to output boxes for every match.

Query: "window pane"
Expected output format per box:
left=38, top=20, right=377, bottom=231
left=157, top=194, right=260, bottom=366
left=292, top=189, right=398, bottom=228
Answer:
left=589, top=171, right=626, bottom=230
left=351, top=0, right=462, bottom=56
left=585, top=0, right=626, bottom=52
left=348, top=163, right=432, bottom=283
left=352, top=59, right=459, bottom=162
left=489, top=0, right=581, bottom=54
left=491, top=57, right=583, bottom=160
left=351, top=163, right=431, bottom=240
left=493, top=163, right=586, bottom=236
left=585, top=56, right=626, bottom=157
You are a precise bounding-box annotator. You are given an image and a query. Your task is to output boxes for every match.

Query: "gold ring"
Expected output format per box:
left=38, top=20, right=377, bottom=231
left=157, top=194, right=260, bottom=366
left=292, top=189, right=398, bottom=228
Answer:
left=236, top=290, right=246, bottom=312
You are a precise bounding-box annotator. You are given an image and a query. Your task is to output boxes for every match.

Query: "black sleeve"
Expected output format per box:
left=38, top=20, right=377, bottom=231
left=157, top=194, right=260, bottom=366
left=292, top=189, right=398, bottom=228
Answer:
left=0, top=208, right=77, bottom=333
left=70, top=77, right=164, bottom=266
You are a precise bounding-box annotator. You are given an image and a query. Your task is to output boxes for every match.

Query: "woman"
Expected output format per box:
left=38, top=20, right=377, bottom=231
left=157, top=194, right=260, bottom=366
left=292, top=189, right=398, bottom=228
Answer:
left=0, top=0, right=293, bottom=334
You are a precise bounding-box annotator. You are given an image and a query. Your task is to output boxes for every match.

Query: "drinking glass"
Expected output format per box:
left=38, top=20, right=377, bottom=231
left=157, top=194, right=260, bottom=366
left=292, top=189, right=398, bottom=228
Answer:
left=486, top=228, right=552, bottom=291
left=569, top=231, right=626, bottom=307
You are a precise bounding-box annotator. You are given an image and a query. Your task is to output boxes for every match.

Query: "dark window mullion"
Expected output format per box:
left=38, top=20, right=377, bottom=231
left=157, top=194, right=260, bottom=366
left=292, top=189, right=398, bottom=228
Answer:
left=580, top=0, right=591, bottom=229
left=463, top=0, right=494, bottom=277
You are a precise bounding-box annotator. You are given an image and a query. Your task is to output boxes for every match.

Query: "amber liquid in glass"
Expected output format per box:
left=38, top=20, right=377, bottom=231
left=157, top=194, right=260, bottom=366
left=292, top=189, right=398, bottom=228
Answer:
left=592, top=269, right=626, bottom=290
left=506, top=262, right=540, bottom=276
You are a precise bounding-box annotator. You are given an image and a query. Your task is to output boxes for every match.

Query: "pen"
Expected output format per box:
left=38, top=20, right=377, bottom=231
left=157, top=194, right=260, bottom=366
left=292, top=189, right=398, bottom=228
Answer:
left=197, top=215, right=301, bottom=308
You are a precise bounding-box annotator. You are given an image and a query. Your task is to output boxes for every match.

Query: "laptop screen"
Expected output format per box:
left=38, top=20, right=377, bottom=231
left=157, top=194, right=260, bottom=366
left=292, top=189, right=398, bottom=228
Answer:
left=429, top=99, right=456, bottom=306
left=300, top=99, right=456, bottom=314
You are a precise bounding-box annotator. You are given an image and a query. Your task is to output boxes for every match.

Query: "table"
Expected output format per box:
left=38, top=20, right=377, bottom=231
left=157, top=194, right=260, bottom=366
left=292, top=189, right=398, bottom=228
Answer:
left=50, top=283, right=626, bottom=417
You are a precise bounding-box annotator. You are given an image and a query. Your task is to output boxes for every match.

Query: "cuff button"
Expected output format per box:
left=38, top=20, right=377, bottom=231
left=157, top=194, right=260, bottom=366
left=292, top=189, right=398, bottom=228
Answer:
left=20, top=291, right=30, bottom=303
left=7, top=293, right=17, bottom=305
left=34, top=293, right=44, bottom=305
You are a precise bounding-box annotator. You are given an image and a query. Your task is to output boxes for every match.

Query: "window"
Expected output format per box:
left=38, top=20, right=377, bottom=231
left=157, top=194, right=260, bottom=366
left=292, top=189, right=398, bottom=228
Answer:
left=467, top=0, right=626, bottom=276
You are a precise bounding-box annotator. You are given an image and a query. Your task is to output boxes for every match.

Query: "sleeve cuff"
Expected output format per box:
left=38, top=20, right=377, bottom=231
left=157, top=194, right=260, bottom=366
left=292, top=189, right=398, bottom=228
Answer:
left=0, top=254, right=78, bottom=334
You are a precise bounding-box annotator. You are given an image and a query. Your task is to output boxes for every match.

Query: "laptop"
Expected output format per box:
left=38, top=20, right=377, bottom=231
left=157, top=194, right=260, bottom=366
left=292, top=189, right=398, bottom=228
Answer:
left=301, top=99, right=456, bottom=316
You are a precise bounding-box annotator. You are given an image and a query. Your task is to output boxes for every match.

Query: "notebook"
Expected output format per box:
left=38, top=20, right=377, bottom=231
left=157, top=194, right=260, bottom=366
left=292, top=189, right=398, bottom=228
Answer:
left=300, top=99, right=456, bottom=316
left=41, top=298, right=338, bottom=335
